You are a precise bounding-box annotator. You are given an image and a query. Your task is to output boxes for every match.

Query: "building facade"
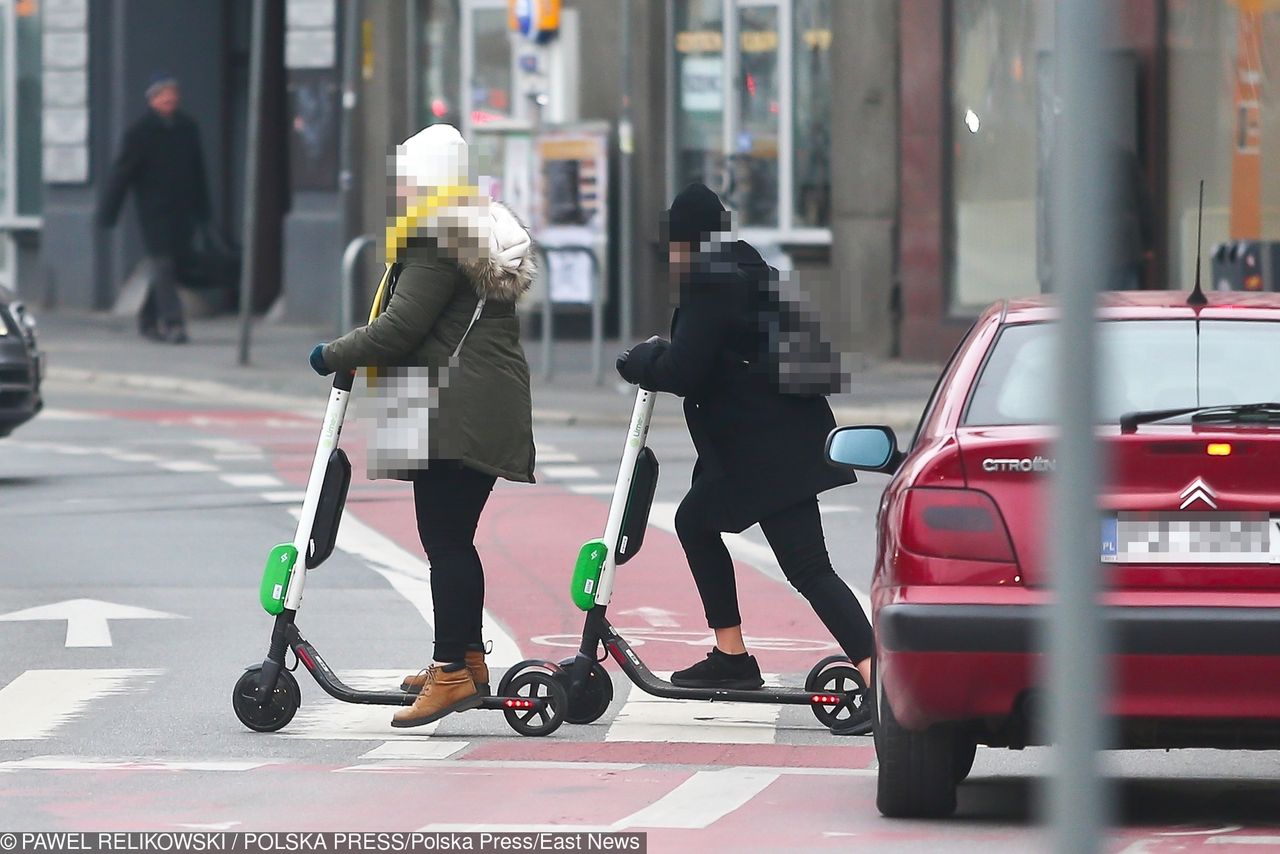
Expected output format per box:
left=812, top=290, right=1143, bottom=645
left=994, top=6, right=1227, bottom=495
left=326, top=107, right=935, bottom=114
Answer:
left=7, top=0, right=1280, bottom=363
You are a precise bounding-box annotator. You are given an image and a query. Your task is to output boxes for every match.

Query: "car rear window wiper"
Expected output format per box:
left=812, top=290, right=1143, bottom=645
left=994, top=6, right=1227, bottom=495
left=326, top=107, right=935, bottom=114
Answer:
left=1120, top=402, right=1280, bottom=434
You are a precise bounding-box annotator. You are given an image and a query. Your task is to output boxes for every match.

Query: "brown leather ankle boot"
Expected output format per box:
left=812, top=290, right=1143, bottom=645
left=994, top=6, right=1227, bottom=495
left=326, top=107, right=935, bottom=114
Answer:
left=401, top=648, right=490, bottom=695
left=391, top=664, right=480, bottom=728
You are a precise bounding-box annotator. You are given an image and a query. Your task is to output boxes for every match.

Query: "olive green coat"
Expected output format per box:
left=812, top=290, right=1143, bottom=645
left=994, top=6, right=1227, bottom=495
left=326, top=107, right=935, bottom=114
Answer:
left=322, top=234, right=535, bottom=484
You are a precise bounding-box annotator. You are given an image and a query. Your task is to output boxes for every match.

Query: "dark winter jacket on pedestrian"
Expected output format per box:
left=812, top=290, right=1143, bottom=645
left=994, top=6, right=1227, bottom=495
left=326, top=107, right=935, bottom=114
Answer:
left=623, top=240, right=852, bottom=532
left=322, top=201, right=537, bottom=485
left=96, top=110, right=211, bottom=256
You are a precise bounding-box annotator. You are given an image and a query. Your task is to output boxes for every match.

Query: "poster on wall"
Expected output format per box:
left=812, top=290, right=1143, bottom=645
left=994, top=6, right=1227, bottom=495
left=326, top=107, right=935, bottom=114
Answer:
left=534, top=125, right=609, bottom=303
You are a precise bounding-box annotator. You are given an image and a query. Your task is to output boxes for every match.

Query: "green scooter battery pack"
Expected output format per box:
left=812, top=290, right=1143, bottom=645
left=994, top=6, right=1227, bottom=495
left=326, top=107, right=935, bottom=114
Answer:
left=571, top=539, right=608, bottom=611
left=260, top=544, right=298, bottom=615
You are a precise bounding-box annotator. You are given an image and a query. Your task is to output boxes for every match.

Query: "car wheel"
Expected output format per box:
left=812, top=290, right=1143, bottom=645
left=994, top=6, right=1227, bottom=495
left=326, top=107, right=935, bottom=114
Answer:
left=872, top=661, right=960, bottom=818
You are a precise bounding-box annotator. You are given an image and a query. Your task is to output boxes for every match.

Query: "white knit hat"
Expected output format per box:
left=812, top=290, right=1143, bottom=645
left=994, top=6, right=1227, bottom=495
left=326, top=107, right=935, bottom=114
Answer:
left=395, top=124, right=470, bottom=190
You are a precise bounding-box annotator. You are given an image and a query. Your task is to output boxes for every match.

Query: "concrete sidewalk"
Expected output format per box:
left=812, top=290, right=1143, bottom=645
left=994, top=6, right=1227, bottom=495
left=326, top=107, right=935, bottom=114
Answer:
left=36, top=311, right=937, bottom=431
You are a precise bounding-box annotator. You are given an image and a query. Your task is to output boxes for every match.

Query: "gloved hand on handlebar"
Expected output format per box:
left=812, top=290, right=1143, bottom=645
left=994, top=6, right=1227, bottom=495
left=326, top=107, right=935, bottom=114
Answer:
left=615, top=335, right=668, bottom=385
left=309, top=343, right=333, bottom=376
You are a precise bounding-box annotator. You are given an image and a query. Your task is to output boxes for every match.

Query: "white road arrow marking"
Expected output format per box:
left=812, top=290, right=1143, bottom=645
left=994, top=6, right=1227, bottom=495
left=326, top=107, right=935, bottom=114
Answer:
left=618, top=606, right=680, bottom=628
left=0, top=599, right=185, bottom=647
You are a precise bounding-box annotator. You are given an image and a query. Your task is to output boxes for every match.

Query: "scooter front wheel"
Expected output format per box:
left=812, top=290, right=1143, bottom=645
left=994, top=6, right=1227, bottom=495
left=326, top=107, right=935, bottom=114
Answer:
left=233, top=665, right=301, bottom=733
left=502, top=671, right=567, bottom=737
left=556, top=657, right=614, bottom=725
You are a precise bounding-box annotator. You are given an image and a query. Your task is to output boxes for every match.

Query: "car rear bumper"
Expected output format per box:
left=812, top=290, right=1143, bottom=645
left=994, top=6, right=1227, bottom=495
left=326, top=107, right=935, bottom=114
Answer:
left=880, top=602, right=1280, bottom=656
left=878, top=601, right=1280, bottom=731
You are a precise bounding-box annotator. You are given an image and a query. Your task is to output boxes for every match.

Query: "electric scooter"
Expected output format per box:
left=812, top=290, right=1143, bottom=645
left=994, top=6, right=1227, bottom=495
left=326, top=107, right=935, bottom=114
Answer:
left=496, top=388, right=871, bottom=734
left=232, top=369, right=567, bottom=737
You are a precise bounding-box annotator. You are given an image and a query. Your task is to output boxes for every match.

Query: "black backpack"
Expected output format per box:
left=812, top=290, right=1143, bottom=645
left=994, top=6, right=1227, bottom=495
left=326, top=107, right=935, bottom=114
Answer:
left=756, top=269, right=847, bottom=398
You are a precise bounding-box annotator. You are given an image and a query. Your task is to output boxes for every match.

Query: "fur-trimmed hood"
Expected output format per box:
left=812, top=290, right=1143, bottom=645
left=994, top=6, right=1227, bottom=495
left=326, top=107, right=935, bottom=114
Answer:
left=456, top=201, right=536, bottom=303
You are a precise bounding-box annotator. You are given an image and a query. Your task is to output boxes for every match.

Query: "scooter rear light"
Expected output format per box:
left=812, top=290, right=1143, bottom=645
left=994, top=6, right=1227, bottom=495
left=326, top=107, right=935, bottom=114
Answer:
left=810, top=694, right=842, bottom=705
left=503, top=698, right=537, bottom=710
left=902, top=487, right=1017, bottom=563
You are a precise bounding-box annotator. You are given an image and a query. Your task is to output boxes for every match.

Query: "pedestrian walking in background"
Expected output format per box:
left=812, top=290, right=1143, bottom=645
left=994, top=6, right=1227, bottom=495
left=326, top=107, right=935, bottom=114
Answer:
left=96, top=72, right=212, bottom=344
left=309, top=124, right=537, bottom=728
left=615, top=183, right=874, bottom=734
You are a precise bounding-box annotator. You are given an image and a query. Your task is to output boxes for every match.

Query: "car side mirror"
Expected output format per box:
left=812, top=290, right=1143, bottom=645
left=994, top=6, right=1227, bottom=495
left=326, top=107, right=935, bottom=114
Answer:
left=824, top=425, right=902, bottom=474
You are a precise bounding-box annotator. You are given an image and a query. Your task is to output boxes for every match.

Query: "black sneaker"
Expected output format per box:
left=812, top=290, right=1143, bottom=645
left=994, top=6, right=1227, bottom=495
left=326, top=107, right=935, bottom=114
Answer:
left=671, top=648, right=765, bottom=690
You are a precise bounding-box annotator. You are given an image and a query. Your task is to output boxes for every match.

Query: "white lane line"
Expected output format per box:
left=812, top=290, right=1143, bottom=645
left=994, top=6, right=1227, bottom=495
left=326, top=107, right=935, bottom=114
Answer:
left=282, top=669, right=441, bottom=741
left=818, top=504, right=862, bottom=515
left=568, top=483, right=617, bottom=495
left=215, top=453, right=265, bottom=461
left=539, top=465, right=600, bottom=480
left=614, top=766, right=779, bottom=829
left=328, top=512, right=522, bottom=668
left=426, top=767, right=779, bottom=832
left=650, top=501, right=872, bottom=616
left=604, top=674, right=781, bottom=744
left=219, top=473, right=283, bottom=489
left=263, top=491, right=306, bottom=504
left=159, top=460, right=219, bottom=473
left=357, top=741, right=470, bottom=761
left=38, top=409, right=105, bottom=422
left=536, top=451, right=580, bottom=463
left=1207, top=839, right=1280, bottom=846
left=0, top=670, right=163, bottom=740
left=112, top=452, right=162, bottom=463
left=0, top=756, right=273, bottom=772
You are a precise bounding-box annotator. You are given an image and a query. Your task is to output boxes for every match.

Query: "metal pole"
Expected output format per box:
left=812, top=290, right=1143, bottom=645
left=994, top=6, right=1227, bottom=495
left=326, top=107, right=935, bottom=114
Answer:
left=542, top=247, right=554, bottom=381
left=618, top=0, right=634, bottom=345
left=339, top=0, right=362, bottom=250
left=1048, top=0, right=1112, bottom=851
left=591, top=249, right=604, bottom=384
left=339, top=235, right=376, bottom=336
left=237, top=0, right=267, bottom=366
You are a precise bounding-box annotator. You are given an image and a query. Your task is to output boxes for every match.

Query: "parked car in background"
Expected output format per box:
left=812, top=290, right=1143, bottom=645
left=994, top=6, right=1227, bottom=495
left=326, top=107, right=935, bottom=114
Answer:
left=0, top=287, right=43, bottom=437
left=827, top=291, right=1280, bottom=819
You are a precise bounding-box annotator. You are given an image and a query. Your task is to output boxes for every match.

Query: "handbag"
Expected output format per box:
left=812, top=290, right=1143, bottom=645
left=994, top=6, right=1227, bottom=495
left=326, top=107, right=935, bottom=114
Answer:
left=363, top=295, right=486, bottom=479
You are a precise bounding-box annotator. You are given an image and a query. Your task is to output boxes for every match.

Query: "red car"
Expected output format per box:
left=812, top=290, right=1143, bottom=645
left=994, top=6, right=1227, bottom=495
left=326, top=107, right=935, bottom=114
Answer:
left=825, top=291, right=1280, bottom=818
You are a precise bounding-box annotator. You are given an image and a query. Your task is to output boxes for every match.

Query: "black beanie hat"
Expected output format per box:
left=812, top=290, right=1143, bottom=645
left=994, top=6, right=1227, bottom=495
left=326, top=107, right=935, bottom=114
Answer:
left=664, top=182, right=728, bottom=245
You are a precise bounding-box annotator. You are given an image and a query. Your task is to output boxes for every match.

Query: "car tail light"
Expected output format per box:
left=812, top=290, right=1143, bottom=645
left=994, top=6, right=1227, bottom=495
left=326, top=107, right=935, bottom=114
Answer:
left=902, top=488, right=1016, bottom=563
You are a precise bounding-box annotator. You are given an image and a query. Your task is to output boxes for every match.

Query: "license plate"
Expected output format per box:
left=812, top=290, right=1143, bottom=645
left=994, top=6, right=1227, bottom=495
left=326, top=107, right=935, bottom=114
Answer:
left=1101, top=513, right=1280, bottom=564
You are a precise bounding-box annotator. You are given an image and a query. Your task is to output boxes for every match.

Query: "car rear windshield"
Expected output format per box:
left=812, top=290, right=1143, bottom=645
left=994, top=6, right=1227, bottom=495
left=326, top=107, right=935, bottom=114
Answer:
left=964, top=320, right=1280, bottom=426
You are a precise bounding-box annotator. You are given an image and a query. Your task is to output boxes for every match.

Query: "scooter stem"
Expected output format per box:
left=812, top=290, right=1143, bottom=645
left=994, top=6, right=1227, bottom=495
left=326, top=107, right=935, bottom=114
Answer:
left=282, top=371, right=354, bottom=611
left=593, top=387, right=656, bottom=607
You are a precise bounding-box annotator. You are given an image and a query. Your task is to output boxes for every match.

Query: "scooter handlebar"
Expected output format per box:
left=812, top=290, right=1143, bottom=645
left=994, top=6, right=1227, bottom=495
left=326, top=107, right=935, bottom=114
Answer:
left=332, top=370, right=356, bottom=392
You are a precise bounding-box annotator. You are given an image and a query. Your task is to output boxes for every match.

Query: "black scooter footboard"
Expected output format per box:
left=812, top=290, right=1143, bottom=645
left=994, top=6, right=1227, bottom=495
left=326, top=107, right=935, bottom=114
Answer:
left=616, top=447, right=658, bottom=565
left=307, top=448, right=351, bottom=568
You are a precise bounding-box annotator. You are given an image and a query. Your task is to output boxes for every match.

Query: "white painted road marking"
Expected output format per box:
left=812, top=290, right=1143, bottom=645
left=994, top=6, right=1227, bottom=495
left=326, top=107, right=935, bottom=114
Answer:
left=357, top=741, right=469, bottom=761
left=568, top=483, right=616, bottom=495
left=159, top=460, right=219, bottom=473
left=539, top=465, right=601, bottom=480
left=0, top=756, right=274, bottom=772
left=616, top=766, right=779, bottom=829
left=605, top=674, right=782, bottom=744
left=219, top=473, right=283, bottom=489
left=0, top=599, right=185, bottom=647
left=0, top=670, right=163, bottom=740
left=281, top=669, right=442, bottom=741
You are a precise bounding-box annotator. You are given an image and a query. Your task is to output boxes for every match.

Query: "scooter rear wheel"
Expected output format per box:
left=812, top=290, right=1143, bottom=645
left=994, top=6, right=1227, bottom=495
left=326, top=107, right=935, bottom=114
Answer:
left=502, top=671, right=567, bottom=737
left=496, top=658, right=556, bottom=697
left=556, top=657, right=614, bottom=725
left=232, top=665, right=301, bottom=733
left=806, top=664, right=869, bottom=732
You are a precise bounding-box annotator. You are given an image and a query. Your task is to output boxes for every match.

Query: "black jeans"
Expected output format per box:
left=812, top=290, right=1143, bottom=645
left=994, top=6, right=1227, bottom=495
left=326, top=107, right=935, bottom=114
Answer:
left=675, top=480, right=875, bottom=662
left=138, top=256, right=186, bottom=333
left=412, top=464, right=497, bottom=663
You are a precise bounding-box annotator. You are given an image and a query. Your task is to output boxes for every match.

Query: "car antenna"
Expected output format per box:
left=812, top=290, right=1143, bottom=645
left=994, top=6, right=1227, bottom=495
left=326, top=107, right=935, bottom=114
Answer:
left=1187, top=179, right=1207, bottom=307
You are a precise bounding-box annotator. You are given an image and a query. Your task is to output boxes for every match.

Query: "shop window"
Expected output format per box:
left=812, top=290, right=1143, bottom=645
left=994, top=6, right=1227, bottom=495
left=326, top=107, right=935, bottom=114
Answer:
left=1167, top=1, right=1280, bottom=286
left=949, top=0, right=1040, bottom=314
left=670, top=0, right=831, bottom=239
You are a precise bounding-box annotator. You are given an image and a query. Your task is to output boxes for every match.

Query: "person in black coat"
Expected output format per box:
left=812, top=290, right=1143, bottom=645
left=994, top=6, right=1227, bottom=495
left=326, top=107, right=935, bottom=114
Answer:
left=616, top=183, right=873, bottom=727
left=97, top=72, right=212, bottom=344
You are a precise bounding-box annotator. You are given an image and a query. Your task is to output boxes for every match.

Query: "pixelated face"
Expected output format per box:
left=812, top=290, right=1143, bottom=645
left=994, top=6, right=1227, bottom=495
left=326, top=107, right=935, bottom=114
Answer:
left=667, top=241, right=694, bottom=275
left=149, top=84, right=180, bottom=117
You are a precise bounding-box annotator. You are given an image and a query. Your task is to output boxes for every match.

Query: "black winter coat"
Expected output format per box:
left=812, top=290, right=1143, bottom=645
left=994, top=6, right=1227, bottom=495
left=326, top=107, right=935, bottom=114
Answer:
left=97, top=110, right=211, bottom=256
left=626, top=241, right=852, bottom=532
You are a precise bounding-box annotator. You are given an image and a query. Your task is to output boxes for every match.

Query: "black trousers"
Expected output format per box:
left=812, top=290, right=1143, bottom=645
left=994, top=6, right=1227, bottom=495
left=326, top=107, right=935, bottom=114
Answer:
left=675, top=479, right=875, bottom=662
left=138, top=256, right=187, bottom=332
left=412, top=464, right=497, bottom=663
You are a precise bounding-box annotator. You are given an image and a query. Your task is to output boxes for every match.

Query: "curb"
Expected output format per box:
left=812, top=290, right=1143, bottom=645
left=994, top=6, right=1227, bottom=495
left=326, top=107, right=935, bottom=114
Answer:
left=47, top=366, right=925, bottom=431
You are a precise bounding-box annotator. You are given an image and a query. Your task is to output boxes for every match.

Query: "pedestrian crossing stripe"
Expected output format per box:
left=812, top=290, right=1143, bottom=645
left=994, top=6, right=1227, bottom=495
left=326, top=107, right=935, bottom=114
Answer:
left=0, top=669, right=162, bottom=740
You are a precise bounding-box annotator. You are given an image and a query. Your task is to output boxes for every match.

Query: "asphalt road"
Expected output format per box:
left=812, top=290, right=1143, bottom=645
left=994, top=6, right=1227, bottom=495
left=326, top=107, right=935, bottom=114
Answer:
left=3, top=376, right=1280, bottom=850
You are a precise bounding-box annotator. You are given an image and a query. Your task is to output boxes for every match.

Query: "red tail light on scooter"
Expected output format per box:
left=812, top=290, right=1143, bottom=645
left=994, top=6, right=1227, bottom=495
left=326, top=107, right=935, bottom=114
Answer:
left=902, top=488, right=1017, bottom=563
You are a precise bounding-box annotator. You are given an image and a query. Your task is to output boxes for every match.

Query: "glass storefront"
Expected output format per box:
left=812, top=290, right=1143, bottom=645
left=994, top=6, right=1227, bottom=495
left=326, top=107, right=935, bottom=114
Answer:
left=670, top=0, right=831, bottom=239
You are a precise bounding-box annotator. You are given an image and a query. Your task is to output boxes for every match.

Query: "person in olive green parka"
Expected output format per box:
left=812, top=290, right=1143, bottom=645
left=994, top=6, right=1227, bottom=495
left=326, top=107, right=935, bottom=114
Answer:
left=309, top=124, right=535, bottom=729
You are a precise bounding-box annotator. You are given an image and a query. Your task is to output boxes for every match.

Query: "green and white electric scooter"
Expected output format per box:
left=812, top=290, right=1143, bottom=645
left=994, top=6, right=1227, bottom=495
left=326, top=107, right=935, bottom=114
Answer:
left=231, top=369, right=567, bottom=736
left=496, top=387, right=870, bottom=734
